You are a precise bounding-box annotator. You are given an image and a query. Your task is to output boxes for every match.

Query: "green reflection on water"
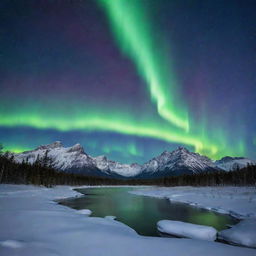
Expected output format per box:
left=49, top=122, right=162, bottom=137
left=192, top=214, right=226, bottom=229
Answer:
left=60, top=187, right=238, bottom=236
left=188, top=210, right=231, bottom=230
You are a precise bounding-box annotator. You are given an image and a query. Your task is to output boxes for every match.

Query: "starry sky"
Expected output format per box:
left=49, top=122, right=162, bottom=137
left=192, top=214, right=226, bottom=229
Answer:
left=0, top=0, right=255, bottom=164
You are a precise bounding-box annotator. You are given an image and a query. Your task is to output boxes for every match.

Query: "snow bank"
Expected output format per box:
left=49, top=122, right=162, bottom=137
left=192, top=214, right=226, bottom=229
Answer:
left=218, top=219, right=256, bottom=248
left=157, top=220, right=217, bottom=241
left=0, top=185, right=256, bottom=256
left=131, top=186, right=256, bottom=219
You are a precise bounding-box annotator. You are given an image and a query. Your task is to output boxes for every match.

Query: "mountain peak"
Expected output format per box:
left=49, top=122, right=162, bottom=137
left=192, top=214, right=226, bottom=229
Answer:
left=177, top=146, right=189, bottom=151
left=218, top=156, right=245, bottom=163
left=95, top=155, right=107, bottom=161
left=160, top=150, right=170, bottom=156
left=215, top=156, right=255, bottom=171
left=158, top=147, right=190, bottom=159
left=36, top=141, right=63, bottom=150
left=173, top=146, right=190, bottom=154
left=67, top=143, right=85, bottom=154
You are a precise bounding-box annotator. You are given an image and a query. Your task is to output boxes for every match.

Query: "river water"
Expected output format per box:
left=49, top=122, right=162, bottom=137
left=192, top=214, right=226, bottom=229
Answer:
left=59, top=187, right=238, bottom=237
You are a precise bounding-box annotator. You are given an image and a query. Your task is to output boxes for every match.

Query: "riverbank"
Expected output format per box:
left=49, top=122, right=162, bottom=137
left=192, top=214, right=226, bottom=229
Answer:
left=131, top=186, right=256, bottom=219
left=131, top=186, right=256, bottom=248
left=0, top=184, right=255, bottom=256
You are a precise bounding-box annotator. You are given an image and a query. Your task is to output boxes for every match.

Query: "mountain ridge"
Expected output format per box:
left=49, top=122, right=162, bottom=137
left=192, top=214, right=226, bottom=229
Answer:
left=12, top=141, right=256, bottom=178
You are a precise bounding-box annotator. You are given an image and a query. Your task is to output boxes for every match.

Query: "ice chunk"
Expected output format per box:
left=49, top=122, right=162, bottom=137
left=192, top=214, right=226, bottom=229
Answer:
left=0, top=240, right=24, bottom=248
left=105, top=216, right=117, bottom=220
left=157, top=220, right=217, bottom=241
left=77, top=209, right=92, bottom=216
left=218, top=219, right=256, bottom=248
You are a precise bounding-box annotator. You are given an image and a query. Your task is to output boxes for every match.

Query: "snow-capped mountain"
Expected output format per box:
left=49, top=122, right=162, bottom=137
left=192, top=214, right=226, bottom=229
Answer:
left=14, top=141, right=98, bottom=174
left=93, top=155, right=142, bottom=177
left=215, top=156, right=256, bottom=171
left=12, top=142, right=255, bottom=178
left=13, top=141, right=142, bottom=177
left=139, top=147, right=218, bottom=177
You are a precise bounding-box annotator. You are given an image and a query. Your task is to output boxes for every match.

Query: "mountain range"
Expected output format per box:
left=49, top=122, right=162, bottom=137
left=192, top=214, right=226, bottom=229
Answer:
left=12, top=141, right=256, bottom=178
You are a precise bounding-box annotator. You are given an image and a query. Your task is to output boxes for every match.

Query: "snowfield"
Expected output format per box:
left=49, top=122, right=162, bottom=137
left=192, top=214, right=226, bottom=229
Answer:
left=0, top=185, right=256, bottom=256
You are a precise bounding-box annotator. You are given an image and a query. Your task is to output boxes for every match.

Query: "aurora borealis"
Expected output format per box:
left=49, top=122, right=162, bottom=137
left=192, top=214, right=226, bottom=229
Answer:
left=98, top=0, right=189, bottom=130
left=0, top=0, right=255, bottom=163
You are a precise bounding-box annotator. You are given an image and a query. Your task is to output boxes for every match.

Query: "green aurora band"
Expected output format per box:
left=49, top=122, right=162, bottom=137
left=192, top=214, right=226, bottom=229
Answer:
left=97, top=0, right=189, bottom=131
left=102, top=142, right=142, bottom=157
left=0, top=0, right=245, bottom=159
left=0, top=101, right=244, bottom=158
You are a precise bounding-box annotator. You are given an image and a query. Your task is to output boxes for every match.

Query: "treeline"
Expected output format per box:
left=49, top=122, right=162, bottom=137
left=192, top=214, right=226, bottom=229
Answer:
left=0, top=151, right=130, bottom=187
left=159, top=165, right=256, bottom=186
left=0, top=148, right=255, bottom=187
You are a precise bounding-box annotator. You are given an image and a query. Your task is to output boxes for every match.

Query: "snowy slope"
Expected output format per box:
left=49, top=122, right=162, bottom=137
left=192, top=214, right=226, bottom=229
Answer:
left=215, top=157, right=256, bottom=171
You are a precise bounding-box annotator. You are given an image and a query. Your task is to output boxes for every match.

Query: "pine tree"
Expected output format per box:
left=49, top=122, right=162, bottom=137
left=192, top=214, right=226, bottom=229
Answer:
left=0, top=144, right=4, bottom=183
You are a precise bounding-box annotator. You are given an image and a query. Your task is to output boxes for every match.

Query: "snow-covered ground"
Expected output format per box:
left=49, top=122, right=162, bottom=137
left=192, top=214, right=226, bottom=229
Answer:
left=218, top=219, right=256, bottom=248
left=131, top=186, right=256, bottom=219
left=0, top=185, right=256, bottom=256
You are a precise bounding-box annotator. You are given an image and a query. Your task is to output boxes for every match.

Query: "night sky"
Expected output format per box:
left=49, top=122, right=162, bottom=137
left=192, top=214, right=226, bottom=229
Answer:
left=0, top=0, right=255, bottom=164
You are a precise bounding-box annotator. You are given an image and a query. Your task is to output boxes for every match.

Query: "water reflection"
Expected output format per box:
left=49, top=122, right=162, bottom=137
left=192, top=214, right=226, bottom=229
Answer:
left=59, top=187, right=238, bottom=236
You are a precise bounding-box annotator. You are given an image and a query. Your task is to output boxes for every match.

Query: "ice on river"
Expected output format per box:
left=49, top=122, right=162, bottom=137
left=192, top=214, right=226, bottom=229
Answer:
left=77, top=209, right=92, bottom=216
left=157, top=220, right=217, bottom=241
